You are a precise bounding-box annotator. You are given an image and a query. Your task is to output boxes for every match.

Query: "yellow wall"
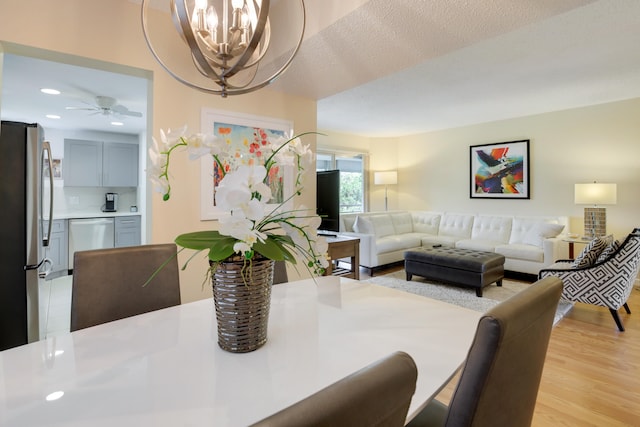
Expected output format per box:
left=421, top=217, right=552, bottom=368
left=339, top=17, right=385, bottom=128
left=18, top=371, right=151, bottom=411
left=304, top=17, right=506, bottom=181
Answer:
left=0, top=0, right=317, bottom=302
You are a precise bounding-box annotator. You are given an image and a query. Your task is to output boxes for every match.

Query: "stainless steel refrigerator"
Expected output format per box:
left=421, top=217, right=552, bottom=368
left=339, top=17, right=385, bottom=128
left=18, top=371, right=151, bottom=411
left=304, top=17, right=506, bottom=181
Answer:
left=0, top=121, right=54, bottom=350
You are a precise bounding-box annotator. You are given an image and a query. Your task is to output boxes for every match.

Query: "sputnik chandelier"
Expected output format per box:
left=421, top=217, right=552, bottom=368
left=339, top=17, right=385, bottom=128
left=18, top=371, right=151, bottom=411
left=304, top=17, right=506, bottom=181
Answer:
left=141, top=0, right=305, bottom=97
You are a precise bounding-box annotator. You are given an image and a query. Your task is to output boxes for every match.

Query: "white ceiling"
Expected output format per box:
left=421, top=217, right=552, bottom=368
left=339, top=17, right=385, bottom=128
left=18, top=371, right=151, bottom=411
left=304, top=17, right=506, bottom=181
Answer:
left=2, top=0, right=639, bottom=138
left=1, top=53, right=148, bottom=135
left=271, top=0, right=640, bottom=137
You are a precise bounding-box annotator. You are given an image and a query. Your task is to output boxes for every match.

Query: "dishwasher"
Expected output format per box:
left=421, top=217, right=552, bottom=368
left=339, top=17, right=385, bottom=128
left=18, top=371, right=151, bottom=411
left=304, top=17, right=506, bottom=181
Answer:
left=68, top=218, right=115, bottom=270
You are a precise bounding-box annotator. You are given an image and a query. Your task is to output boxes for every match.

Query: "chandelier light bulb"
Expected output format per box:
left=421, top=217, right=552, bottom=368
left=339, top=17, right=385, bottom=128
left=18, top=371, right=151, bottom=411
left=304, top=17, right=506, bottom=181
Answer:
left=142, top=0, right=305, bottom=97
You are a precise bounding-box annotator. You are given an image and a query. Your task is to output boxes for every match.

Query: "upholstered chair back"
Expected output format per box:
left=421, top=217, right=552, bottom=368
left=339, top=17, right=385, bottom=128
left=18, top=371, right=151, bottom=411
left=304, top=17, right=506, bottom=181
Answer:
left=251, top=351, right=418, bottom=427
left=71, top=243, right=181, bottom=331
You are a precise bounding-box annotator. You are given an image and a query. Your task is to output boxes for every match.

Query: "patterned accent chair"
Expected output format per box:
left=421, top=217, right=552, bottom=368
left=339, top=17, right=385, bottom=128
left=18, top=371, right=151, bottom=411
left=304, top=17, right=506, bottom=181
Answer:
left=539, top=228, right=640, bottom=331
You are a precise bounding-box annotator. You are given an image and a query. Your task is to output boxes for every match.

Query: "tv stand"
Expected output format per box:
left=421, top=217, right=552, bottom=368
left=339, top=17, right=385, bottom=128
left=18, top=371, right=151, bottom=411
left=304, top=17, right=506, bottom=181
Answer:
left=323, top=235, right=360, bottom=280
left=318, top=231, right=338, bottom=238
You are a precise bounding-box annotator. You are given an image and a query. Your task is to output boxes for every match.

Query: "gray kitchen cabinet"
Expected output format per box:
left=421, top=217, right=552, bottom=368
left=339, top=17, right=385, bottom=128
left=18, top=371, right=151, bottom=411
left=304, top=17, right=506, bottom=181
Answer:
left=63, top=139, right=102, bottom=187
left=114, top=215, right=141, bottom=248
left=64, top=139, right=138, bottom=187
left=103, top=142, right=138, bottom=187
left=43, top=219, right=69, bottom=279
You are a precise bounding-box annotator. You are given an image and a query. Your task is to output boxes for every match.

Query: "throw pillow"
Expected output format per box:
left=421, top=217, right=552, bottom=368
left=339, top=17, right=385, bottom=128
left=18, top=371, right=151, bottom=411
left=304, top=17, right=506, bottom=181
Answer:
left=522, top=223, right=565, bottom=247
left=596, top=239, right=621, bottom=264
left=352, top=216, right=373, bottom=234
left=572, top=236, right=611, bottom=268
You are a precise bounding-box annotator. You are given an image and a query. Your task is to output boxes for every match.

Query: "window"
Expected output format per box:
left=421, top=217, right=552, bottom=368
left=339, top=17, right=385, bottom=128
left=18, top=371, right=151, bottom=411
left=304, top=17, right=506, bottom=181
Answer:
left=317, top=151, right=367, bottom=213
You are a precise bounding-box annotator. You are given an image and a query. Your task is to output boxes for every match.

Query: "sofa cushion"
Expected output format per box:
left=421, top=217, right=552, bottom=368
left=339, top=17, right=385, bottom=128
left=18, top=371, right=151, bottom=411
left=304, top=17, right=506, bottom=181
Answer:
left=495, top=244, right=544, bottom=263
left=421, top=235, right=458, bottom=248
left=455, top=239, right=501, bottom=252
left=391, top=212, right=413, bottom=234
left=573, top=236, right=611, bottom=268
left=376, top=234, right=422, bottom=253
left=439, top=214, right=473, bottom=238
left=471, top=216, right=512, bottom=243
left=353, top=214, right=395, bottom=238
left=510, top=218, right=562, bottom=245
left=341, top=215, right=357, bottom=232
left=522, top=223, right=565, bottom=247
left=411, top=212, right=441, bottom=235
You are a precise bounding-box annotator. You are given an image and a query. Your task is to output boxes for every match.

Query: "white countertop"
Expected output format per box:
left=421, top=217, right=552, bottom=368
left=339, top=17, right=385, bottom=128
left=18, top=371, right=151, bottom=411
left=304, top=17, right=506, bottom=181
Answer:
left=0, top=277, right=482, bottom=426
left=50, top=211, right=141, bottom=220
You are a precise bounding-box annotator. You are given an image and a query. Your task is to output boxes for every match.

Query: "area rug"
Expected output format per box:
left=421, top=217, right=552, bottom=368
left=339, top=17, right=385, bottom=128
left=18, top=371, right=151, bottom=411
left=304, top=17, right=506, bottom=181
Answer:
left=362, top=270, right=573, bottom=325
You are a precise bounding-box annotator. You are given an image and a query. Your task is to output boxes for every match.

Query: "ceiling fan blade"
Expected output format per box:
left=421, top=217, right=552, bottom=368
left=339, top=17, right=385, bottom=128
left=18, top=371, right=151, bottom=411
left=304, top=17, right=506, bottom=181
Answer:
left=120, top=110, right=143, bottom=117
left=111, top=104, right=143, bottom=117
left=65, top=106, right=97, bottom=111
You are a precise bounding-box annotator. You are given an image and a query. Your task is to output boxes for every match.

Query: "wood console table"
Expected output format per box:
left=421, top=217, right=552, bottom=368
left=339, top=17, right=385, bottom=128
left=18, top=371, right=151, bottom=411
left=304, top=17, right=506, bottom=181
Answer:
left=324, top=235, right=360, bottom=280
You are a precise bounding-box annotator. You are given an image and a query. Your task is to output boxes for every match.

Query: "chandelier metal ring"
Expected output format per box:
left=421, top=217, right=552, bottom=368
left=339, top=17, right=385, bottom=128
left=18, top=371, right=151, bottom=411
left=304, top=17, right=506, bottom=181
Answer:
left=141, top=0, right=305, bottom=97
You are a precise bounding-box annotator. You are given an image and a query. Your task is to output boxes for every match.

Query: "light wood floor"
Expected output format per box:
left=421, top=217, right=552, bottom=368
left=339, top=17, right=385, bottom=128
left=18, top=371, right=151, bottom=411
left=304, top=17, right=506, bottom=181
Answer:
left=360, top=266, right=640, bottom=426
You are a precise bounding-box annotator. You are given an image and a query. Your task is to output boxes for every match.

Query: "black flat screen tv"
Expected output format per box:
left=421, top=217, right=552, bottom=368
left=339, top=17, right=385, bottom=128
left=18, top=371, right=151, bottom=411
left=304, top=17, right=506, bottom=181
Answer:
left=316, top=170, right=340, bottom=235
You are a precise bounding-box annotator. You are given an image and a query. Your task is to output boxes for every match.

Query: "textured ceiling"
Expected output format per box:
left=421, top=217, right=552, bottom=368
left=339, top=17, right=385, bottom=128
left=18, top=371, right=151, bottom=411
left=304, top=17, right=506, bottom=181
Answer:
left=3, top=0, right=639, bottom=138
left=271, top=0, right=640, bottom=136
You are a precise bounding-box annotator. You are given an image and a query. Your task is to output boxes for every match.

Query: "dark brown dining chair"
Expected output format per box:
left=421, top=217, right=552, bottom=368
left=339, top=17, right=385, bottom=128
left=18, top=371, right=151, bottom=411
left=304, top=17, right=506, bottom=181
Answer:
left=273, top=260, right=288, bottom=284
left=71, top=243, right=181, bottom=331
left=250, top=351, right=418, bottom=427
left=407, top=276, right=563, bottom=427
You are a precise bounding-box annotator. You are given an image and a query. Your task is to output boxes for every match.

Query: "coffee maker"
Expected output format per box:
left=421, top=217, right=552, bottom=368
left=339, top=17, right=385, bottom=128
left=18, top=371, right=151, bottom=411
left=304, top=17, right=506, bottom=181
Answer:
left=103, top=192, right=118, bottom=212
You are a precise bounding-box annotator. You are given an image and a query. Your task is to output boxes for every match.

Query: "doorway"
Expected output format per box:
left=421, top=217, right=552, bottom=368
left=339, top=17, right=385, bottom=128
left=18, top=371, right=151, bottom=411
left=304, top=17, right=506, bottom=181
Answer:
left=0, top=41, right=153, bottom=342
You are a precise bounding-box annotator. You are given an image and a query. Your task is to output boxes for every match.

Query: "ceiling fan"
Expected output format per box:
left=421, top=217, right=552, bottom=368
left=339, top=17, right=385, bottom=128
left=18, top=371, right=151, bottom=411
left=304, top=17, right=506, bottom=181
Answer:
left=65, top=95, right=143, bottom=118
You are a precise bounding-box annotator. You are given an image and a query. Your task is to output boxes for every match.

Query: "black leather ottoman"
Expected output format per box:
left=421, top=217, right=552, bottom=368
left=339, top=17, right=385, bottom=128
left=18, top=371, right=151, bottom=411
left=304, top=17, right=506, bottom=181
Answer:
left=404, top=247, right=505, bottom=297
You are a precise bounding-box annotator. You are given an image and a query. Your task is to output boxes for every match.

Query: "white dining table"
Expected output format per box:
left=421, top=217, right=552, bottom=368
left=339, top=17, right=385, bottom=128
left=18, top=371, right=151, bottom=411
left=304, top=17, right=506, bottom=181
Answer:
left=0, top=276, right=482, bottom=426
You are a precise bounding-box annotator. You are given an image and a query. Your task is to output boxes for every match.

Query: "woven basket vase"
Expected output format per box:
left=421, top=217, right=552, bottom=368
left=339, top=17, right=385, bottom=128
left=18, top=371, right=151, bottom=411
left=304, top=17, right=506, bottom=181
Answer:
left=210, top=256, right=275, bottom=353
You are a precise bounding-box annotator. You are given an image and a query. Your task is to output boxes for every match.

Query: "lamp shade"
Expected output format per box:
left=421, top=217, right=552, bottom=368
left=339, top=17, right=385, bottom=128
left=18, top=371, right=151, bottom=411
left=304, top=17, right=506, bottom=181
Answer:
left=374, top=171, right=398, bottom=185
left=574, top=183, right=617, bottom=205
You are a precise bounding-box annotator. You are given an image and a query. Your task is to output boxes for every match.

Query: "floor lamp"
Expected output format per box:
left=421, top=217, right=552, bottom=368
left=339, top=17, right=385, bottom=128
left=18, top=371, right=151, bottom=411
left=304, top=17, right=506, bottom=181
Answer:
left=374, top=171, right=398, bottom=211
left=574, top=182, right=617, bottom=239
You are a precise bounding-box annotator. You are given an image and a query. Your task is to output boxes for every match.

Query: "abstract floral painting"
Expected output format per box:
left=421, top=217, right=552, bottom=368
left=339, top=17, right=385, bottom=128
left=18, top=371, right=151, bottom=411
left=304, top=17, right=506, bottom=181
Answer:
left=470, top=140, right=530, bottom=199
left=200, top=109, right=293, bottom=220
left=213, top=122, right=287, bottom=205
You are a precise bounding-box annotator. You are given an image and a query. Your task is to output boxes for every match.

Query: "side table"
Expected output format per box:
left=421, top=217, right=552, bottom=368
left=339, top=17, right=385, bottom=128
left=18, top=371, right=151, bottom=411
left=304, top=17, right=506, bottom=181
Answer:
left=323, top=235, right=360, bottom=280
left=563, top=236, right=591, bottom=258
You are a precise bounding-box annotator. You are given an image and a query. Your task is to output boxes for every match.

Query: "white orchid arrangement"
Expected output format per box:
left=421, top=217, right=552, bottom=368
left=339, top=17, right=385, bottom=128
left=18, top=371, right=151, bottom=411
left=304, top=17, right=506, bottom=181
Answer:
left=148, top=126, right=329, bottom=277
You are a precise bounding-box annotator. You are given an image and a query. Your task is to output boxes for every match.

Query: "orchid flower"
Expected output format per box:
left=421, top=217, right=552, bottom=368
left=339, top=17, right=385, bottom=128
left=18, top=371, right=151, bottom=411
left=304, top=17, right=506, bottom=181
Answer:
left=151, top=126, right=329, bottom=277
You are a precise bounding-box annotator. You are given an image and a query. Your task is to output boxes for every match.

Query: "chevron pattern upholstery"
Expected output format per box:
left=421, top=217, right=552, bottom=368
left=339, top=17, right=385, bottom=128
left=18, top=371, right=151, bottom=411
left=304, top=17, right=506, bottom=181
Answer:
left=538, top=229, right=640, bottom=331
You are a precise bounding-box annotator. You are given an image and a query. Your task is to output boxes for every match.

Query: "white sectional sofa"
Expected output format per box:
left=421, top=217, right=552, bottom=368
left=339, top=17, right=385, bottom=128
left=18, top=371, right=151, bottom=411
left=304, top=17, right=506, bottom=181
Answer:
left=340, top=211, right=569, bottom=275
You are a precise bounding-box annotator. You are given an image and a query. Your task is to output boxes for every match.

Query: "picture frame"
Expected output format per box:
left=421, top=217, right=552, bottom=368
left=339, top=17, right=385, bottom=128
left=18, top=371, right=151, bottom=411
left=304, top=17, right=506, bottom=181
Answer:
left=470, top=139, right=530, bottom=199
left=200, top=108, right=294, bottom=220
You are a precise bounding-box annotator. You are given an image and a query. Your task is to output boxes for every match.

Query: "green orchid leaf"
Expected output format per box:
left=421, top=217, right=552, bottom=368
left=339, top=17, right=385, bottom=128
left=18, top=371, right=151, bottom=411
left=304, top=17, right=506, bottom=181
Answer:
left=208, top=245, right=236, bottom=261
left=207, top=236, right=237, bottom=261
left=175, top=231, right=236, bottom=261
left=254, top=236, right=297, bottom=263
left=175, top=231, right=223, bottom=250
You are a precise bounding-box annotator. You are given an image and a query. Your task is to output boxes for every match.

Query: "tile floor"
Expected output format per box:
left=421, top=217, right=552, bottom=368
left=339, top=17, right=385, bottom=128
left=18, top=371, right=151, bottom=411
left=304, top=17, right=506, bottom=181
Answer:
left=40, top=275, right=72, bottom=338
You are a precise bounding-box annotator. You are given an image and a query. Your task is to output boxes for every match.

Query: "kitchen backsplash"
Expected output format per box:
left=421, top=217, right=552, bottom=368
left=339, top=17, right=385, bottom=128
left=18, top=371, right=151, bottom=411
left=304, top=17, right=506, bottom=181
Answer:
left=50, top=184, right=138, bottom=215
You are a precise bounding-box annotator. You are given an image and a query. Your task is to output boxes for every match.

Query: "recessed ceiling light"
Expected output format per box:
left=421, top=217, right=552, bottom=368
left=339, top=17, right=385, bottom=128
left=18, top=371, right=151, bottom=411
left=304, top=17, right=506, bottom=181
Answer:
left=45, top=391, right=64, bottom=401
left=46, top=114, right=61, bottom=119
left=41, top=88, right=61, bottom=95
left=111, top=121, right=124, bottom=126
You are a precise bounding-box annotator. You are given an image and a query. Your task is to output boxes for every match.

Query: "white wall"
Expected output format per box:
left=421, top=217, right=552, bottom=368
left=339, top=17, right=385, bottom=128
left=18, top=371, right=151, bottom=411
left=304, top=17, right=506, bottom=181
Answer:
left=394, top=98, right=640, bottom=240
left=320, top=97, right=640, bottom=241
left=0, top=0, right=318, bottom=303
